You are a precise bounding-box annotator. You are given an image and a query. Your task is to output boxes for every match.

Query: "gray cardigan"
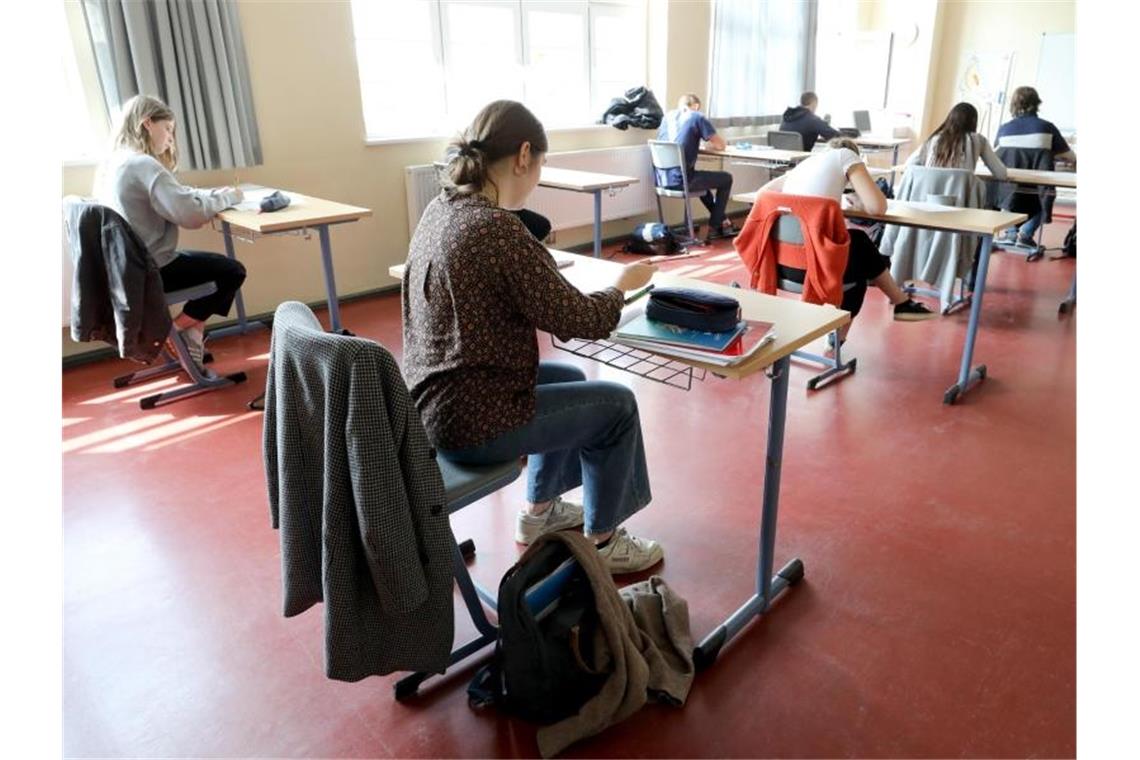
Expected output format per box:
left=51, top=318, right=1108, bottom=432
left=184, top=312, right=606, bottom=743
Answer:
left=263, top=301, right=456, bottom=681
left=881, top=166, right=987, bottom=311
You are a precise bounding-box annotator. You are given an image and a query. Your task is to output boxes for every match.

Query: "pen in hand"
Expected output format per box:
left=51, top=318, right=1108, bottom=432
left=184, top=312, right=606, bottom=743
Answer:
left=624, top=283, right=655, bottom=305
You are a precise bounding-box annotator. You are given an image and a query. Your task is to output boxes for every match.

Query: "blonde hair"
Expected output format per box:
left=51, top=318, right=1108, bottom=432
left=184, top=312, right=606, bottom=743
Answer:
left=678, top=94, right=701, bottom=110
left=827, top=136, right=861, bottom=155
left=109, top=94, right=179, bottom=171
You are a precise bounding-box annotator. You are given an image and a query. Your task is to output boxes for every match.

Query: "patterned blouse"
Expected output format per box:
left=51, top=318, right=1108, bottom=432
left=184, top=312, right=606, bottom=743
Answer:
left=402, top=192, right=623, bottom=450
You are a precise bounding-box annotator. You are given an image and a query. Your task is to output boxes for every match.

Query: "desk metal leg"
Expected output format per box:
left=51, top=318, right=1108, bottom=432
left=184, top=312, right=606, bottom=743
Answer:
left=944, top=234, right=993, bottom=404
left=206, top=221, right=266, bottom=340
left=693, top=355, right=804, bottom=670
left=592, top=190, right=602, bottom=258
left=317, top=224, right=343, bottom=332
left=888, top=145, right=901, bottom=193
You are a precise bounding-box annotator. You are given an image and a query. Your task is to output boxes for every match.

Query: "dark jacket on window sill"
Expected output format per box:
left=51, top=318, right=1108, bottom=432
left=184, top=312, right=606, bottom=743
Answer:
left=598, top=86, right=664, bottom=131
left=64, top=198, right=171, bottom=364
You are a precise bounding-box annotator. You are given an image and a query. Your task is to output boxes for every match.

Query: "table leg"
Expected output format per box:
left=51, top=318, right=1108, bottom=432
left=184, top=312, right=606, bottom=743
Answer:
left=206, top=221, right=266, bottom=339
left=317, top=224, right=343, bottom=332
left=889, top=145, right=901, bottom=193
left=944, top=234, right=993, bottom=404
left=592, top=190, right=602, bottom=258
left=693, top=355, right=804, bottom=670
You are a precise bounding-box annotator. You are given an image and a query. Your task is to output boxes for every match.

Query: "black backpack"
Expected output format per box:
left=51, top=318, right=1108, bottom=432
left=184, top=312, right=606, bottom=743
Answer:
left=1062, top=222, right=1076, bottom=257
left=468, top=539, right=607, bottom=723
left=623, top=223, right=686, bottom=256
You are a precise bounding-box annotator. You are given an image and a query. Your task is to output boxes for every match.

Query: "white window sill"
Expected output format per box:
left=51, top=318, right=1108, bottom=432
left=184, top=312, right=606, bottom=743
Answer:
left=364, top=123, right=615, bottom=147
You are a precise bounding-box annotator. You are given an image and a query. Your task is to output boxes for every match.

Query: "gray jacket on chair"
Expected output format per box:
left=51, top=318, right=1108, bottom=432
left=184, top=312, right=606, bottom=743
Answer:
left=65, top=198, right=171, bottom=364
left=263, top=301, right=455, bottom=681
left=880, top=166, right=985, bottom=310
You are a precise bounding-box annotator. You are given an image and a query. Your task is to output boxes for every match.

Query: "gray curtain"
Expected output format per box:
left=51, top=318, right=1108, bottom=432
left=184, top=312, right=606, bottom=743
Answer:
left=708, top=0, right=818, bottom=120
left=82, top=0, right=262, bottom=171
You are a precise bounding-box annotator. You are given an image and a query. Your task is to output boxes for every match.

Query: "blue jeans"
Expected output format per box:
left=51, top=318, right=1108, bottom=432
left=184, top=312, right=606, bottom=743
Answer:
left=439, top=362, right=652, bottom=535
left=1018, top=211, right=1043, bottom=241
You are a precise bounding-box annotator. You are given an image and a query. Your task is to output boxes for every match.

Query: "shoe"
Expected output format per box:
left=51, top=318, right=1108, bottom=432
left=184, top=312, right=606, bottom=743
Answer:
left=595, top=527, right=664, bottom=574
left=174, top=325, right=216, bottom=378
left=1016, top=234, right=1038, bottom=248
left=514, top=496, right=585, bottom=545
left=893, top=299, right=938, bottom=321
left=824, top=333, right=846, bottom=356
left=706, top=222, right=738, bottom=241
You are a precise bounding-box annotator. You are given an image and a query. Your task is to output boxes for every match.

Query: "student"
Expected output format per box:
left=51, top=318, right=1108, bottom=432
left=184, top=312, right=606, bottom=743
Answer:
left=995, top=86, right=1077, bottom=245
left=757, top=137, right=936, bottom=344
left=402, top=100, right=664, bottom=574
left=656, top=94, right=737, bottom=241
left=908, top=102, right=1007, bottom=178
left=779, top=91, right=841, bottom=152
left=94, top=94, right=245, bottom=373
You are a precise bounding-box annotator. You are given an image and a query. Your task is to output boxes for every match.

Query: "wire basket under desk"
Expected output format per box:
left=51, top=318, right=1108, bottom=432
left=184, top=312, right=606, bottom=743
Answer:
left=551, top=335, right=706, bottom=391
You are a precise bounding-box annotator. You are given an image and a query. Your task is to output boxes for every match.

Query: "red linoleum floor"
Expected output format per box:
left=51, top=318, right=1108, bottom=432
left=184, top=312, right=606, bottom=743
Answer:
left=62, top=224, right=1076, bottom=758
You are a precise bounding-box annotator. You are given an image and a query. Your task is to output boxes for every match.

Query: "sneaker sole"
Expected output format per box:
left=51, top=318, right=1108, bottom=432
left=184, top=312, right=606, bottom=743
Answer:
left=514, top=518, right=585, bottom=546
left=894, top=312, right=938, bottom=322
left=603, top=546, right=664, bottom=575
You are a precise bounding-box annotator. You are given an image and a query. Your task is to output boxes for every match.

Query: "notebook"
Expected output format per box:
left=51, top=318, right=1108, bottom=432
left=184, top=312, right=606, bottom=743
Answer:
left=613, top=315, right=746, bottom=352
left=613, top=319, right=776, bottom=367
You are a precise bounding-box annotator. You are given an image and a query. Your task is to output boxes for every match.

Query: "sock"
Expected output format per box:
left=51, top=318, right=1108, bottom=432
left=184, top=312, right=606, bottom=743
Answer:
left=594, top=535, right=613, bottom=550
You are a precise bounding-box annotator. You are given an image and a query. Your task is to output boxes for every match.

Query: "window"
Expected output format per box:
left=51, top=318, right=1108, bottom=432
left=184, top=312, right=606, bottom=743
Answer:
left=707, top=0, right=817, bottom=120
left=349, top=0, right=646, bottom=140
left=63, top=1, right=109, bottom=162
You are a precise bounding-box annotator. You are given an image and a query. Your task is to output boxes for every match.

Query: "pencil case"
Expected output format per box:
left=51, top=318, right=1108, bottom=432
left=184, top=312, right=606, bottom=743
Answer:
left=260, top=191, right=291, bottom=212
left=646, top=287, right=741, bottom=333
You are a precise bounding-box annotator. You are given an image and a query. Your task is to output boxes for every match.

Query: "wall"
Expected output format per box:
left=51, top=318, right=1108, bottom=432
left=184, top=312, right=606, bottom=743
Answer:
left=62, top=0, right=715, bottom=360
left=925, top=0, right=1075, bottom=136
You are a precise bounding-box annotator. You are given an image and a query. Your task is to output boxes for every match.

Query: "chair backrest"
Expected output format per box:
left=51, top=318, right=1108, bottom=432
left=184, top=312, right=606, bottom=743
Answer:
left=762, top=196, right=855, bottom=295
left=853, top=110, right=872, bottom=133
left=768, top=130, right=805, bottom=151
left=647, top=140, right=690, bottom=192
left=895, top=165, right=980, bottom=208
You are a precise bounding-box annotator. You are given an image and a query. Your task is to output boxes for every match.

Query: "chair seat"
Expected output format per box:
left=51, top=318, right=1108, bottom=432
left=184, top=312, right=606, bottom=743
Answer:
left=654, top=187, right=703, bottom=199
left=437, top=456, right=523, bottom=514
left=778, top=278, right=858, bottom=294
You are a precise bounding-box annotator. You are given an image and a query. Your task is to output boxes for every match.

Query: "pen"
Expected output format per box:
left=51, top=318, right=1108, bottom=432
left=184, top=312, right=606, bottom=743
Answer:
left=624, top=283, right=655, bottom=305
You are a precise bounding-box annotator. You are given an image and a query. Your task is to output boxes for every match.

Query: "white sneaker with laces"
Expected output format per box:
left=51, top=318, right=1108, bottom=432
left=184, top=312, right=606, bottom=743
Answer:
left=514, top=496, right=585, bottom=545
left=595, top=527, right=664, bottom=574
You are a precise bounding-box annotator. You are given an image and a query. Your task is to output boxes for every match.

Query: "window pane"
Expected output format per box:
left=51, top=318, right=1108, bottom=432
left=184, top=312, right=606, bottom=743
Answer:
left=590, top=5, right=646, bottom=113
left=350, top=0, right=446, bottom=138
left=525, top=6, right=589, bottom=128
left=443, top=2, right=523, bottom=128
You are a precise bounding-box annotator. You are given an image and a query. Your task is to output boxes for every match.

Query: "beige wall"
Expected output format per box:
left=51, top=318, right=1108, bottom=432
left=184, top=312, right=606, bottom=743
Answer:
left=925, top=0, right=1075, bottom=136
left=63, top=0, right=714, bottom=360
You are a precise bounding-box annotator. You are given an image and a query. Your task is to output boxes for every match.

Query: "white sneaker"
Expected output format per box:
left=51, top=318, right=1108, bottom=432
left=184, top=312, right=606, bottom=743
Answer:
left=514, top=496, right=585, bottom=545
left=595, top=527, right=664, bottom=574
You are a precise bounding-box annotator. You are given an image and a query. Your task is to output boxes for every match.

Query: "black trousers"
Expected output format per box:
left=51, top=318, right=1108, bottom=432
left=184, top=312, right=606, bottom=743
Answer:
left=159, top=250, right=247, bottom=322
left=775, top=228, right=889, bottom=317
left=686, top=170, right=734, bottom=228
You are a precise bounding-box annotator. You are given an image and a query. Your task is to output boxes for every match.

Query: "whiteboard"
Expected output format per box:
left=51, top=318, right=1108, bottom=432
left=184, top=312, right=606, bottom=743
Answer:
left=1035, top=33, right=1075, bottom=134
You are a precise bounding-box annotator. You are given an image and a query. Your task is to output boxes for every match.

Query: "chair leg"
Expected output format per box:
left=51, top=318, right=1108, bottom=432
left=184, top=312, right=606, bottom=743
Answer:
left=137, top=327, right=247, bottom=410
left=793, top=329, right=857, bottom=391
left=655, top=194, right=665, bottom=226
left=394, top=535, right=499, bottom=701
left=684, top=198, right=696, bottom=242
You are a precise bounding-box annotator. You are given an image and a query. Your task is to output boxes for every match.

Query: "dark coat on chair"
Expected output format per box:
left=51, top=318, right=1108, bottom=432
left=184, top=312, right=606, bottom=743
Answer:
left=263, top=301, right=456, bottom=681
left=64, top=198, right=171, bottom=363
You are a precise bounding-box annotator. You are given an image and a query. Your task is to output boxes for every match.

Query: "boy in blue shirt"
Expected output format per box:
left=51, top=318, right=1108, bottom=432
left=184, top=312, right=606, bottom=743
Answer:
left=995, top=86, right=1077, bottom=245
left=656, top=94, right=737, bottom=240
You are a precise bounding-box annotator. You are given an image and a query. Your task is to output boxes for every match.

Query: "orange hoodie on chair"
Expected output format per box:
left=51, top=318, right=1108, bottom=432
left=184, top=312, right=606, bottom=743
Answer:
left=732, top=192, right=850, bottom=307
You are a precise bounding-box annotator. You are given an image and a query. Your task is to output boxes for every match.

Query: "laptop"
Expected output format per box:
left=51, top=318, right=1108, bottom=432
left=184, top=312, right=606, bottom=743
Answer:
left=853, top=110, right=872, bottom=133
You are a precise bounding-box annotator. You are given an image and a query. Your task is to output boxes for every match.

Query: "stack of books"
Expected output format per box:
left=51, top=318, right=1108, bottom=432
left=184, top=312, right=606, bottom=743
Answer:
left=611, top=312, right=776, bottom=367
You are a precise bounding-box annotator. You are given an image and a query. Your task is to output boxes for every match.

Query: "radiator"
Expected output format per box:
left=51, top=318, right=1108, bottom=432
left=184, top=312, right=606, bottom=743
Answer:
left=405, top=145, right=659, bottom=239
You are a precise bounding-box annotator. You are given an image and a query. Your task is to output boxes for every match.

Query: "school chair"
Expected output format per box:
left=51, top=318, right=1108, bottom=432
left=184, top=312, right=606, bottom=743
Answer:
left=647, top=140, right=704, bottom=244
left=264, top=301, right=522, bottom=700
left=735, top=193, right=857, bottom=390
left=63, top=198, right=247, bottom=409
left=991, top=145, right=1056, bottom=262
left=767, top=130, right=805, bottom=151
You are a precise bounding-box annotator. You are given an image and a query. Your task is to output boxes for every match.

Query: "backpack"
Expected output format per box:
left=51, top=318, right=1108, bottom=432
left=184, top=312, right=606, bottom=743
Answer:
left=467, top=539, right=608, bottom=723
left=623, top=222, right=686, bottom=256
left=1062, top=222, right=1076, bottom=257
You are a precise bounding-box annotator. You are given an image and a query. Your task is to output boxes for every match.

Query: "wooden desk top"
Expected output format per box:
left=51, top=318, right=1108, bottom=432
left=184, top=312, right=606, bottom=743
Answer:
left=855, top=136, right=911, bottom=148
left=731, top=192, right=1028, bottom=236
left=976, top=166, right=1078, bottom=188
left=700, top=146, right=811, bottom=164
left=218, top=191, right=372, bottom=234
left=539, top=167, right=639, bottom=192
left=390, top=251, right=848, bottom=382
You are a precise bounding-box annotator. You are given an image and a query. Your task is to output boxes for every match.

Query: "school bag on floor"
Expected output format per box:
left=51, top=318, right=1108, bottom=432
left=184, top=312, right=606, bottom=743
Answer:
left=467, top=538, right=607, bottom=723
left=622, top=223, right=686, bottom=256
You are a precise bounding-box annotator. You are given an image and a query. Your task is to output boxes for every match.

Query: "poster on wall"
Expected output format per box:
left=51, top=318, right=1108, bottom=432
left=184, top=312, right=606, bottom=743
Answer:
left=956, top=50, right=1015, bottom=144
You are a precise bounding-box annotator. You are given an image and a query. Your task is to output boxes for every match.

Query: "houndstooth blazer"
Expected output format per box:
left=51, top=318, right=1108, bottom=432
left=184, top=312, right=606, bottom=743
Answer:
left=263, top=301, right=455, bottom=681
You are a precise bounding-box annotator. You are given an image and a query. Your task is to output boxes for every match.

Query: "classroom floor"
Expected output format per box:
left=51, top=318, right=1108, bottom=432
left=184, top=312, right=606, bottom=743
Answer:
left=62, top=221, right=1076, bottom=758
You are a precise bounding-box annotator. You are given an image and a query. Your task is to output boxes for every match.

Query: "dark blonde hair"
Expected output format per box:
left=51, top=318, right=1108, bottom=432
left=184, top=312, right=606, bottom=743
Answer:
left=827, top=136, right=861, bottom=155
left=443, top=100, right=548, bottom=199
left=1010, top=86, right=1042, bottom=117
left=678, top=93, right=701, bottom=109
left=110, top=94, right=179, bottom=171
